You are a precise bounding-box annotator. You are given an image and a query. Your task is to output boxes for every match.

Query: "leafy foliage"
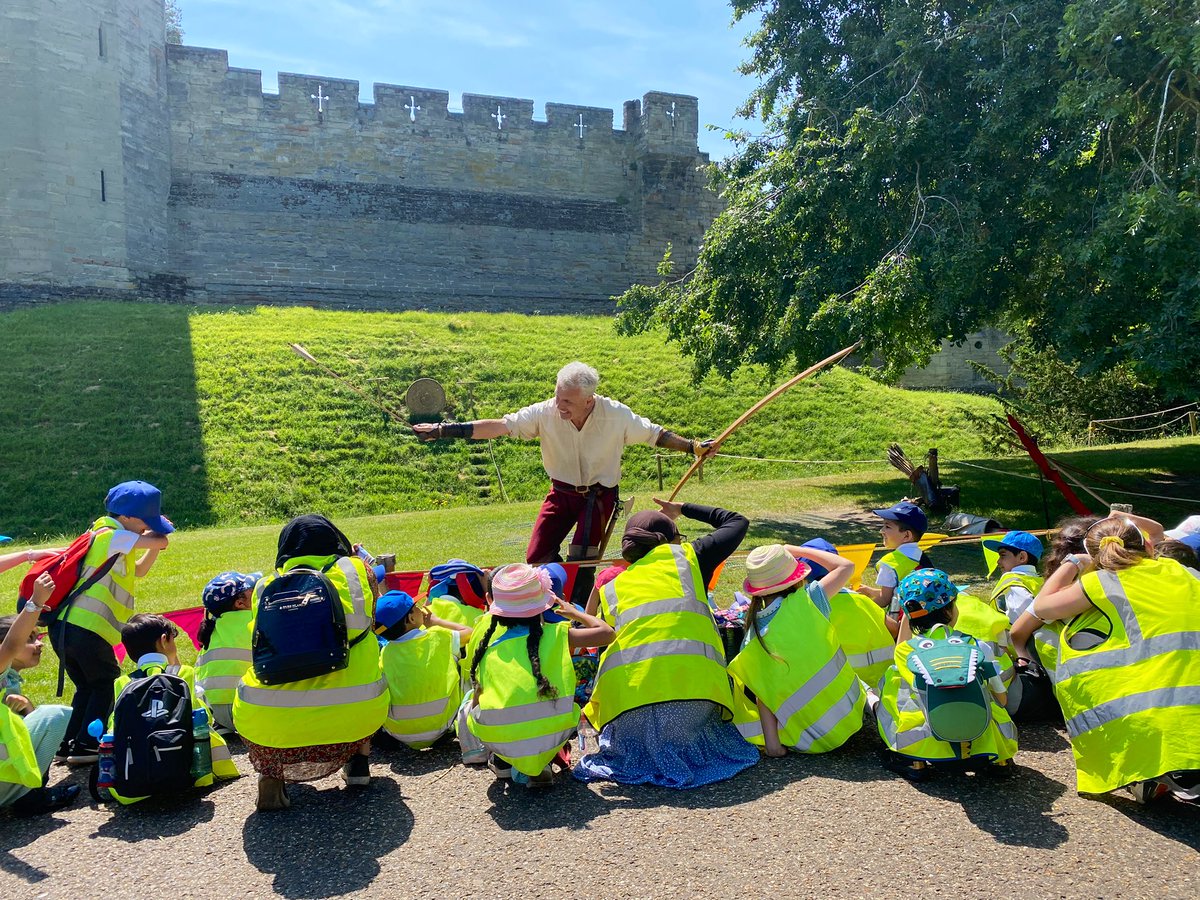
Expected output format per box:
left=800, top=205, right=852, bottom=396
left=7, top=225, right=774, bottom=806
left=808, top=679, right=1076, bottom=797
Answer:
left=165, top=0, right=183, bottom=44
left=616, top=1, right=1200, bottom=399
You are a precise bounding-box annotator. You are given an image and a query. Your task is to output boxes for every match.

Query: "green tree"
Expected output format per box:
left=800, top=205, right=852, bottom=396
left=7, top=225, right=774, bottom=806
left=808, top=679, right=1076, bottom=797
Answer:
left=166, top=0, right=183, bottom=44
left=616, top=1, right=1199, bottom=401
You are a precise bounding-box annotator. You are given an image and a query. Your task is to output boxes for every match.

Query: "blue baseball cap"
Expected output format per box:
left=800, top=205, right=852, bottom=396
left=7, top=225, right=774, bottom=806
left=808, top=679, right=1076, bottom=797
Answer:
left=872, top=501, right=927, bottom=535
left=982, top=531, right=1043, bottom=561
left=897, top=568, right=958, bottom=619
left=0, top=535, right=10, bottom=544
left=374, top=590, right=417, bottom=635
left=202, top=571, right=262, bottom=614
left=800, top=538, right=839, bottom=581
left=105, top=481, right=174, bottom=534
left=538, top=563, right=571, bottom=622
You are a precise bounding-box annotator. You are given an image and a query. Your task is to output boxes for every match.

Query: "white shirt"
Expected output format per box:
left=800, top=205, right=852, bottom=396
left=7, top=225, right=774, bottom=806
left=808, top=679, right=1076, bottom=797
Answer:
left=503, top=394, right=663, bottom=488
left=1001, top=564, right=1039, bottom=623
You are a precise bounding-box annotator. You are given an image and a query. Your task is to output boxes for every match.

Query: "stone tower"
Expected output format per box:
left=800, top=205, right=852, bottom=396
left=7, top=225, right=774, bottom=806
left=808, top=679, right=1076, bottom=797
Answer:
left=0, top=0, right=172, bottom=296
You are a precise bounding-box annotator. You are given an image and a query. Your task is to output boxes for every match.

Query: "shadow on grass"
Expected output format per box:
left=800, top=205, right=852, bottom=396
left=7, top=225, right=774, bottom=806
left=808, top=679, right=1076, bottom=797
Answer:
left=242, top=778, right=413, bottom=899
left=0, top=810, right=69, bottom=884
left=0, top=302, right=213, bottom=538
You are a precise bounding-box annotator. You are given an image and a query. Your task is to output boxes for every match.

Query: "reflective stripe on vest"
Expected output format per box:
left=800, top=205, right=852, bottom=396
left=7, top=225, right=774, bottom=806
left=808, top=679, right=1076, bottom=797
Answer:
left=197, top=675, right=243, bottom=692
left=67, top=595, right=125, bottom=634
left=472, top=725, right=577, bottom=761
left=1066, top=684, right=1200, bottom=739
left=389, top=697, right=453, bottom=721
left=237, top=677, right=388, bottom=708
left=1058, top=570, right=1200, bottom=680
left=597, top=637, right=725, bottom=678
left=846, top=646, right=893, bottom=672
left=335, top=556, right=373, bottom=632
left=877, top=684, right=933, bottom=750
left=0, top=744, right=8, bottom=761
left=79, top=566, right=136, bottom=609
left=775, top=651, right=852, bottom=726
left=614, top=596, right=709, bottom=630
left=197, top=647, right=252, bottom=666
left=471, top=696, right=575, bottom=727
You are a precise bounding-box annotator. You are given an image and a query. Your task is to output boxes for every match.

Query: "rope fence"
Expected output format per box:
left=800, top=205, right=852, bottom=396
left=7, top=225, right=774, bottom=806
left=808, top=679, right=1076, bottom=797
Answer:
left=1088, top=402, right=1198, bottom=441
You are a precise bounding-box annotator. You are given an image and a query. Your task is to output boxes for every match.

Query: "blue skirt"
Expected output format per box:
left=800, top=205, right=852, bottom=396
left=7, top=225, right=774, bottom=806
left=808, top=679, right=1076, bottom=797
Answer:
left=573, top=700, right=758, bottom=789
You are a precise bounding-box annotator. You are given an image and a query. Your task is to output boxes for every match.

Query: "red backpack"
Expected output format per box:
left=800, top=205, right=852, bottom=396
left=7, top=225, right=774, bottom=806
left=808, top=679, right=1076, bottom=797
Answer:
left=17, top=528, right=118, bottom=626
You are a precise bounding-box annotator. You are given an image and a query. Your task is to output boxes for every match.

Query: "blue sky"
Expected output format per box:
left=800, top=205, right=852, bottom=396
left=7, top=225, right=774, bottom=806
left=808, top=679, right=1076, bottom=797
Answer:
left=176, top=0, right=762, bottom=159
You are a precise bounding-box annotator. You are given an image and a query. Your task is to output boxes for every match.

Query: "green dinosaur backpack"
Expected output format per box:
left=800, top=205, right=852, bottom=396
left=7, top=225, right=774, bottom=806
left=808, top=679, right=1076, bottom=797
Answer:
left=906, top=632, right=998, bottom=743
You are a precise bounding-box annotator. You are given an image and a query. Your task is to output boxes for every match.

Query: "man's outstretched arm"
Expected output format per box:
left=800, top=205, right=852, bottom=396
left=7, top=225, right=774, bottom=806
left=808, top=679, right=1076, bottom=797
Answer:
left=412, top=419, right=510, bottom=441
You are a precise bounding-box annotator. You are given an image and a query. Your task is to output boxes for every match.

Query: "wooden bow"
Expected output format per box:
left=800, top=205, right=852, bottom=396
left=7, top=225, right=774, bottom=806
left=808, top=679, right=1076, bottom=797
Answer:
left=667, top=339, right=864, bottom=501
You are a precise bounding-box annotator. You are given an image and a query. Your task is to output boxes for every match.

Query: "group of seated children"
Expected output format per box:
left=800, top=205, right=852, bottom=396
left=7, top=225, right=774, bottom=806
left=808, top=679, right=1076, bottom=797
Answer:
left=4, top=482, right=1199, bottom=817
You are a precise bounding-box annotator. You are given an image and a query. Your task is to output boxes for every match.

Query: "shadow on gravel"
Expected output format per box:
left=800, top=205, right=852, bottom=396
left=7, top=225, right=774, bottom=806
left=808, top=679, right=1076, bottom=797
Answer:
left=382, top=737, right=461, bottom=778
left=1014, top=723, right=1071, bottom=754
left=1096, top=794, right=1200, bottom=852
left=908, top=765, right=1069, bottom=849
left=0, top=811, right=68, bottom=884
left=243, top=778, right=413, bottom=898
left=91, top=796, right=217, bottom=841
left=483, top=728, right=893, bottom=833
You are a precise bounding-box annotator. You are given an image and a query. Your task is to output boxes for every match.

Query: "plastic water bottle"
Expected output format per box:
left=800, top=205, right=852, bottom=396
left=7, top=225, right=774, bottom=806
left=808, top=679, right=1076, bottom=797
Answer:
left=88, top=719, right=115, bottom=794
left=190, top=708, right=213, bottom=780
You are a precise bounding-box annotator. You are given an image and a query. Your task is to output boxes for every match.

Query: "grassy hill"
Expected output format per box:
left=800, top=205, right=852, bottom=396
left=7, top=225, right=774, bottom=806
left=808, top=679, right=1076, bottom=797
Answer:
left=1, top=302, right=1009, bottom=539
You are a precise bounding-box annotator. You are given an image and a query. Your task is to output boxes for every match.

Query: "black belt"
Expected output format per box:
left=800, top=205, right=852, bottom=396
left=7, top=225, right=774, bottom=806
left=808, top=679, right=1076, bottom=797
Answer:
left=551, top=480, right=614, bottom=496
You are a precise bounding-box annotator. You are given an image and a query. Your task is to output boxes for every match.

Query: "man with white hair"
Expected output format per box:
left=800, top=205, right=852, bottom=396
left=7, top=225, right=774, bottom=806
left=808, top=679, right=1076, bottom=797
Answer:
left=413, top=362, right=710, bottom=581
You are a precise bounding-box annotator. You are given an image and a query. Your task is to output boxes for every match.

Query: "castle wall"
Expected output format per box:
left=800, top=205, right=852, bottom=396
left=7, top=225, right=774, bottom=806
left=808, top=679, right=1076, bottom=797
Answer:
left=163, top=46, right=719, bottom=309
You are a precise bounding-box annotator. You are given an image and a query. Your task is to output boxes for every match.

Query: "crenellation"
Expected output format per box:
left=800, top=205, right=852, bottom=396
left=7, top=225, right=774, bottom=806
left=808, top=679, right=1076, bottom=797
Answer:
left=372, top=85, right=451, bottom=124
left=462, top=94, right=536, bottom=130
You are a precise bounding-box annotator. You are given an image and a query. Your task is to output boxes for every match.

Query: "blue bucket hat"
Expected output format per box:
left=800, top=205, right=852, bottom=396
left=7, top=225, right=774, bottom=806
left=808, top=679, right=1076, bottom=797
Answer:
left=982, top=531, right=1043, bottom=562
left=799, top=538, right=839, bottom=581
left=374, top=590, right=417, bottom=636
left=897, top=568, right=958, bottom=620
left=201, top=571, right=262, bottom=614
left=872, top=501, right=928, bottom=536
left=106, top=480, right=174, bottom=534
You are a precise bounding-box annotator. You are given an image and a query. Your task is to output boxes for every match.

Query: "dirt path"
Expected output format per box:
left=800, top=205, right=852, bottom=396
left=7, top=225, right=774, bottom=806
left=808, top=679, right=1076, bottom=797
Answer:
left=3, top=724, right=1197, bottom=899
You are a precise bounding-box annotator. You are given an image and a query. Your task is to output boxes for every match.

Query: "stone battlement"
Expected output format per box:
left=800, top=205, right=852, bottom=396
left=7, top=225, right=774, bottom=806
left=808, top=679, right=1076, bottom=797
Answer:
left=167, top=44, right=699, bottom=149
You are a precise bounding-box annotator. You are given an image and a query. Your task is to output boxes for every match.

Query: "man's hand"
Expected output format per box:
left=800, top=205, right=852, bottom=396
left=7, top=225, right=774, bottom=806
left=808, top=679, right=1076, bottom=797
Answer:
left=652, top=497, right=684, bottom=521
left=412, top=423, right=442, bottom=442
left=693, top=439, right=717, bottom=459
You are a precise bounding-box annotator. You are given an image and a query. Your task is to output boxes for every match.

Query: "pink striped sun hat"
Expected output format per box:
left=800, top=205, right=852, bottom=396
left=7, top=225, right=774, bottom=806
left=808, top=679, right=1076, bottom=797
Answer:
left=488, top=563, right=557, bottom=618
left=743, top=544, right=812, bottom=597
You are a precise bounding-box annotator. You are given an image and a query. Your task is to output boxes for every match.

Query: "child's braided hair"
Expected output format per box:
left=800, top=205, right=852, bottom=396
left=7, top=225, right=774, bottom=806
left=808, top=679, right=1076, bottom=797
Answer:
left=468, top=615, right=557, bottom=700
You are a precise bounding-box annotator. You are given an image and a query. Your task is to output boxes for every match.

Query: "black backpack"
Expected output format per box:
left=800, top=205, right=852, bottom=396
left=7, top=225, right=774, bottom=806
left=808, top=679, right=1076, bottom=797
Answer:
left=252, top=563, right=366, bottom=685
left=110, top=667, right=195, bottom=798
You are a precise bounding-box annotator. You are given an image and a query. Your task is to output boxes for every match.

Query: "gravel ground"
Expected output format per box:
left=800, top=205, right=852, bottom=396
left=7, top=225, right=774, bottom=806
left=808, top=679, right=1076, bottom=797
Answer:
left=2, top=723, right=1197, bottom=899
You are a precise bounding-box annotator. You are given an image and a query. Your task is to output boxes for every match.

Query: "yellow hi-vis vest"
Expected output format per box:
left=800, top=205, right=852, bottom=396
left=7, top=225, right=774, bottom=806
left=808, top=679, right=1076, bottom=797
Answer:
left=878, top=548, right=920, bottom=585
left=1056, top=558, right=1200, bottom=794
left=63, top=518, right=138, bottom=646
left=466, top=619, right=578, bottom=777
left=0, top=678, right=41, bottom=790
left=196, top=609, right=253, bottom=712
left=876, top=627, right=1018, bottom=763
left=233, top=555, right=388, bottom=748
left=728, top=589, right=865, bottom=752
left=382, top=628, right=462, bottom=748
left=108, top=662, right=240, bottom=805
left=583, top=542, right=733, bottom=729
left=988, top=570, right=1060, bottom=678
left=990, top=570, right=1044, bottom=615
left=827, top=589, right=895, bottom=689
left=429, top=597, right=485, bottom=629
left=955, top=594, right=1017, bottom=687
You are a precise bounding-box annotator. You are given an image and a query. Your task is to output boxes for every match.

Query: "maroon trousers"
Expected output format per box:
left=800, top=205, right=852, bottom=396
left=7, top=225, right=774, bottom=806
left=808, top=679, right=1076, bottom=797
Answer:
left=525, top=481, right=618, bottom=565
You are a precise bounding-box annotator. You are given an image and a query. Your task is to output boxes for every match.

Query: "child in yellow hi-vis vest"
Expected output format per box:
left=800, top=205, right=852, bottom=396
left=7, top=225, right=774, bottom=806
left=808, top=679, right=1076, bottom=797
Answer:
left=105, top=614, right=240, bottom=805
left=877, top=569, right=1017, bottom=781
left=859, top=502, right=933, bottom=618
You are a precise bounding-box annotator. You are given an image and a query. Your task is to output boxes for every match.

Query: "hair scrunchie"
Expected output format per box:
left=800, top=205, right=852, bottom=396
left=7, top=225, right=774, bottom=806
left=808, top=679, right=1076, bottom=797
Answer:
left=1098, top=535, right=1125, bottom=550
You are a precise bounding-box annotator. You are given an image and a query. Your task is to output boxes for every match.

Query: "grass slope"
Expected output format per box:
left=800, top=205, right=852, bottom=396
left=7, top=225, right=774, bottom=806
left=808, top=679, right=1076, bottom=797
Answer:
left=1, top=302, right=1005, bottom=538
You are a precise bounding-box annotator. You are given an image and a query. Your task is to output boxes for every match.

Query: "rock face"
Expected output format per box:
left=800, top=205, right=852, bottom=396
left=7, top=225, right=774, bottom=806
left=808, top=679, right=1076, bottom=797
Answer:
left=0, top=0, right=720, bottom=312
